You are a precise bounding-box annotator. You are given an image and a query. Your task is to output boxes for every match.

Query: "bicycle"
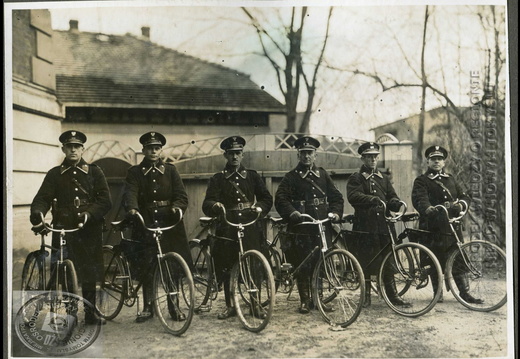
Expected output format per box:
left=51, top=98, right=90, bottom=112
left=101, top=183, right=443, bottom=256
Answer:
left=337, top=200, right=443, bottom=317
left=406, top=201, right=507, bottom=312
left=18, top=213, right=102, bottom=345
left=97, top=211, right=195, bottom=336
left=189, top=206, right=275, bottom=332
left=265, top=213, right=365, bottom=329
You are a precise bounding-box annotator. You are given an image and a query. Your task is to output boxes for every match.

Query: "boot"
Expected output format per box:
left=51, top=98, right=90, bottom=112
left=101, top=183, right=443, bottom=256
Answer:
left=297, top=279, right=311, bottom=314
left=454, top=273, right=484, bottom=304
left=430, top=274, right=444, bottom=303
left=83, top=284, right=106, bottom=325
left=363, top=281, right=371, bottom=308
left=384, top=275, right=411, bottom=307
left=217, top=279, right=236, bottom=320
left=136, top=283, right=154, bottom=323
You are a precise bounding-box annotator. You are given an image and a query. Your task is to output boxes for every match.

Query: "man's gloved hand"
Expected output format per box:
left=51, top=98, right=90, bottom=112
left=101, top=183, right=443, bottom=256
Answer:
left=289, top=211, right=303, bottom=223
left=330, top=213, right=341, bottom=223
left=30, top=211, right=43, bottom=226
left=425, top=206, right=437, bottom=217
left=212, top=202, right=225, bottom=216
left=126, top=209, right=138, bottom=219
left=78, top=211, right=91, bottom=223
left=450, top=202, right=463, bottom=216
left=171, top=206, right=180, bottom=215
left=370, top=196, right=382, bottom=206
left=388, top=199, right=402, bottom=212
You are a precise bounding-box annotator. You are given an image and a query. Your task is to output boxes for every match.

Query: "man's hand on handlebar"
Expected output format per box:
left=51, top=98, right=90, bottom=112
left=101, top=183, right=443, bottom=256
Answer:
left=30, top=211, right=43, bottom=226
left=387, top=199, right=402, bottom=212
left=425, top=206, right=438, bottom=217
left=289, top=211, right=303, bottom=224
left=330, top=212, right=341, bottom=223
left=78, top=211, right=90, bottom=223
left=126, top=209, right=138, bottom=219
left=212, top=202, right=225, bottom=216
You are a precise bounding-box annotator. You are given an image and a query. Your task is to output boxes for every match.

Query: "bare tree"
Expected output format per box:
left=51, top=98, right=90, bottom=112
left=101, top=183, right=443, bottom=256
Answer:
left=241, top=7, right=333, bottom=133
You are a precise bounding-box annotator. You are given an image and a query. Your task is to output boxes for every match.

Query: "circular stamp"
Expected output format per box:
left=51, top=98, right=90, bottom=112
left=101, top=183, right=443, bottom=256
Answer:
left=14, top=292, right=101, bottom=357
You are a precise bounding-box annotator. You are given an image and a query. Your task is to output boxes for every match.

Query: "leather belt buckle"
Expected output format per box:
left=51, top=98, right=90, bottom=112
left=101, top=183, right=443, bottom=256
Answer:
left=74, top=197, right=81, bottom=208
left=313, top=198, right=320, bottom=206
left=237, top=203, right=244, bottom=210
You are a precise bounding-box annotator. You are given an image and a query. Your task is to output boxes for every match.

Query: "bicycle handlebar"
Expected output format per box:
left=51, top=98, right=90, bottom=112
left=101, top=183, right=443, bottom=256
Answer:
left=132, top=210, right=184, bottom=233
left=434, top=199, right=468, bottom=222
left=220, top=206, right=262, bottom=228
left=38, top=212, right=87, bottom=233
left=296, top=212, right=334, bottom=225
left=378, top=199, right=408, bottom=221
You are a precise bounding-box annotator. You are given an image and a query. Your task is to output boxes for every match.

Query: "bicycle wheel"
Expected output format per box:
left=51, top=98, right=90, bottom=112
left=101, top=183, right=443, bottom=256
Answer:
left=266, top=246, right=282, bottom=293
left=59, top=259, right=80, bottom=296
left=189, top=239, right=214, bottom=312
left=20, top=251, right=46, bottom=322
left=231, top=250, right=275, bottom=332
left=97, top=245, right=126, bottom=320
left=445, top=240, right=507, bottom=311
left=312, top=249, right=365, bottom=328
left=153, top=252, right=195, bottom=336
left=379, top=242, right=442, bottom=317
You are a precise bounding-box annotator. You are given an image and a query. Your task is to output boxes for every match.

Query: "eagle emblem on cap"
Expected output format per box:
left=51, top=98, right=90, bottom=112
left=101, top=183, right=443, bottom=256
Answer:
left=71, top=131, right=76, bottom=136
left=435, top=146, right=440, bottom=150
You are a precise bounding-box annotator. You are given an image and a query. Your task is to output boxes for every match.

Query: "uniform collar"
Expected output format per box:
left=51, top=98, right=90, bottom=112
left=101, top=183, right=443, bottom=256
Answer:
left=60, top=158, right=89, bottom=175
left=360, top=165, right=383, bottom=179
left=295, top=163, right=320, bottom=178
left=426, top=169, right=450, bottom=180
left=223, top=165, right=247, bottom=179
left=141, top=159, right=166, bottom=176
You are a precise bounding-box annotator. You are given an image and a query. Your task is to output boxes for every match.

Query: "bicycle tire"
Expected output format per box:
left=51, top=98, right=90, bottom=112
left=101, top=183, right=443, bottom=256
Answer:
left=20, top=251, right=46, bottom=322
left=153, top=252, right=195, bottom=336
left=266, top=246, right=282, bottom=293
left=445, top=240, right=507, bottom=312
left=189, top=239, right=214, bottom=311
left=379, top=242, right=442, bottom=317
left=97, top=245, right=126, bottom=320
left=312, top=249, right=365, bottom=328
left=59, top=259, right=80, bottom=296
left=231, top=250, right=275, bottom=333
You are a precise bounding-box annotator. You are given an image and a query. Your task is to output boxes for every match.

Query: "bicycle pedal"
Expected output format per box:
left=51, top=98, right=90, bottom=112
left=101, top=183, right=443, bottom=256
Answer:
left=195, top=305, right=211, bottom=313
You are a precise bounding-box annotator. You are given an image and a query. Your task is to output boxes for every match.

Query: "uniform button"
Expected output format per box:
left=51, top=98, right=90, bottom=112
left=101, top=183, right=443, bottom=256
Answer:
left=142, top=167, right=145, bottom=170
left=237, top=198, right=241, bottom=202
left=154, top=190, right=157, bottom=193
left=238, top=213, right=242, bottom=216
left=313, top=194, right=317, bottom=197
left=73, top=171, right=77, bottom=175
left=153, top=179, right=156, bottom=182
left=154, top=210, right=158, bottom=213
left=75, top=188, right=78, bottom=191
left=153, top=170, right=156, bottom=173
left=236, top=191, right=239, bottom=194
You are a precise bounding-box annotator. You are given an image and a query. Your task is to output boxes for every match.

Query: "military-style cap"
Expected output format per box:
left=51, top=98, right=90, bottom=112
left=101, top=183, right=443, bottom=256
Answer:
left=220, top=136, right=246, bottom=151
left=425, top=145, right=448, bottom=159
left=358, top=142, right=380, bottom=156
left=139, top=132, right=166, bottom=147
left=294, top=136, right=320, bottom=151
left=59, top=130, right=87, bottom=145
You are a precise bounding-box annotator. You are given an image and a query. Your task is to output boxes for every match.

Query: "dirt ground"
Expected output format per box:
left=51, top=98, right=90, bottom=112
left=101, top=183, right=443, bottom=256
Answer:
left=11, top=283, right=510, bottom=359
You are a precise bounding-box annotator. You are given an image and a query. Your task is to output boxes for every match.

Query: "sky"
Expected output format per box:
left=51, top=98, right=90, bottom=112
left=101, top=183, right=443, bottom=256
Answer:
left=13, top=1, right=510, bottom=140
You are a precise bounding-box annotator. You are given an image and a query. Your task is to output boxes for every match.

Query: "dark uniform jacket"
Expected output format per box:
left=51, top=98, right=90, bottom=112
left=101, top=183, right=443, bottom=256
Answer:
left=123, top=158, right=191, bottom=266
left=30, top=158, right=112, bottom=283
left=275, top=163, right=343, bottom=276
left=346, top=165, right=399, bottom=275
left=411, top=169, right=470, bottom=265
left=202, top=164, right=273, bottom=278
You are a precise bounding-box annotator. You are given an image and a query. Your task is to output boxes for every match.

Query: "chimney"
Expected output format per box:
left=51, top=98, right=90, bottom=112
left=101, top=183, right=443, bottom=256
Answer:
left=69, top=20, right=79, bottom=32
left=141, top=26, right=150, bottom=39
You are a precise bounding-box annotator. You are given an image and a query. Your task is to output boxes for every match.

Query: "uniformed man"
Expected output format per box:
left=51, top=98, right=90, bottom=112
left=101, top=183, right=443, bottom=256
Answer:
left=412, top=145, right=482, bottom=304
left=346, top=142, right=410, bottom=307
left=30, top=130, right=112, bottom=324
left=202, top=136, right=273, bottom=320
left=123, top=131, right=193, bottom=322
left=275, top=136, right=344, bottom=314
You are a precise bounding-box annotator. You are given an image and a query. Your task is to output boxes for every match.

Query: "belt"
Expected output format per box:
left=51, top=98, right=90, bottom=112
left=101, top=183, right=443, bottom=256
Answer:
left=293, top=197, right=328, bottom=207
left=148, top=200, right=171, bottom=208
left=228, top=202, right=253, bottom=211
left=58, top=198, right=90, bottom=209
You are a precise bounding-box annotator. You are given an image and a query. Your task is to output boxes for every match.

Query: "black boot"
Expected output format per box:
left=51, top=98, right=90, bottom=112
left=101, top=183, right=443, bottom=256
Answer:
left=217, top=279, right=236, bottom=320
left=363, top=281, right=371, bottom=308
left=136, top=283, right=154, bottom=323
left=384, top=275, right=411, bottom=307
left=83, top=284, right=106, bottom=325
left=297, top=279, right=311, bottom=314
left=430, top=274, right=444, bottom=303
left=454, top=273, right=484, bottom=304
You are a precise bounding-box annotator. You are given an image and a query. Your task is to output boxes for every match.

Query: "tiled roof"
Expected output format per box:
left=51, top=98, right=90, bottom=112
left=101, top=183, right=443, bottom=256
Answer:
left=53, top=30, right=285, bottom=112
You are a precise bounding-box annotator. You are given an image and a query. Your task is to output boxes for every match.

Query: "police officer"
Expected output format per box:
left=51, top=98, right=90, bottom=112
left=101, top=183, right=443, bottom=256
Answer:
left=346, top=142, right=410, bottom=307
left=412, top=145, right=482, bottom=304
left=275, top=136, right=343, bottom=314
left=123, top=131, right=193, bottom=322
left=202, top=136, right=273, bottom=320
left=30, top=130, right=112, bottom=324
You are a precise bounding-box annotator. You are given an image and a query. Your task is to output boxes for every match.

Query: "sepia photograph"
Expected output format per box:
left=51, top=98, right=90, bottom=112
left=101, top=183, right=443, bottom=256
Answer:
left=4, top=0, right=514, bottom=358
